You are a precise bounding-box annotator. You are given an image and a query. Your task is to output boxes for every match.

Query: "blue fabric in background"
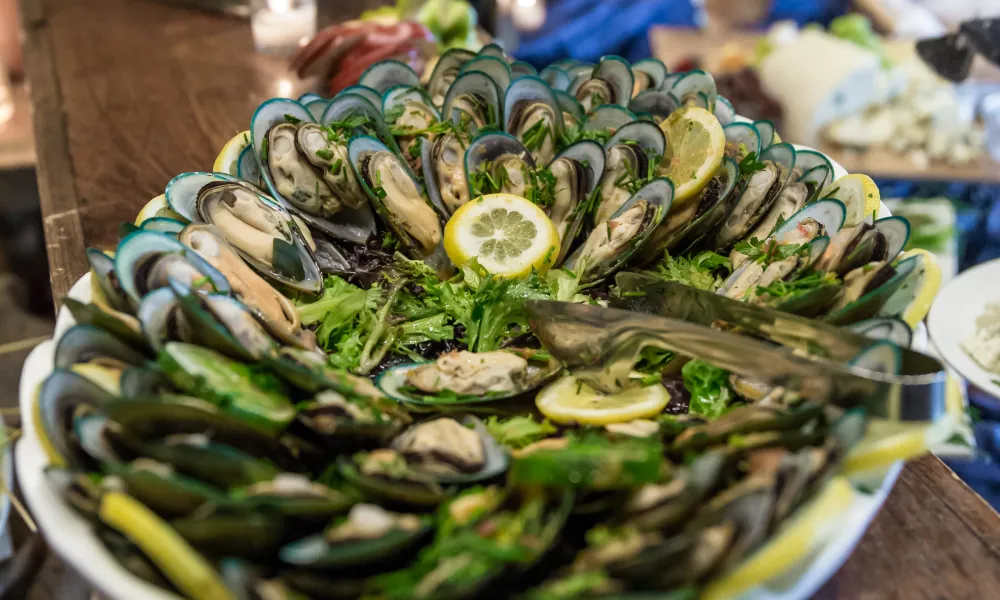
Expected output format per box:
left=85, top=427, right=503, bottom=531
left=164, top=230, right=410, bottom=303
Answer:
left=514, top=0, right=850, bottom=67
left=514, top=0, right=1000, bottom=509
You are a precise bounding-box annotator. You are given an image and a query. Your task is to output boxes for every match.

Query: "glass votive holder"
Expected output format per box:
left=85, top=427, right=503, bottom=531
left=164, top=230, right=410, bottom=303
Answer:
left=250, top=0, right=317, bottom=56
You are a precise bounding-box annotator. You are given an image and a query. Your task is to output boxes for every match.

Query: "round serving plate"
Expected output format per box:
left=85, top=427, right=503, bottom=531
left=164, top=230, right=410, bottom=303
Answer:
left=15, top=145, right=920, bottom=600
left=928, top=256, right=1000, bottom=401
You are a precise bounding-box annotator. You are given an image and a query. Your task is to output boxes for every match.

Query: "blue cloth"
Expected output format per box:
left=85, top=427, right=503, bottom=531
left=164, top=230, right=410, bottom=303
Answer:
left=513, top=0, right=849, bottom=66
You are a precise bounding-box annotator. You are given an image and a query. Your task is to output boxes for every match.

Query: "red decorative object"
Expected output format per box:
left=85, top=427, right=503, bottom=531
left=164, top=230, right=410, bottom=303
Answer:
left=290, top=21, right=436, bottom=96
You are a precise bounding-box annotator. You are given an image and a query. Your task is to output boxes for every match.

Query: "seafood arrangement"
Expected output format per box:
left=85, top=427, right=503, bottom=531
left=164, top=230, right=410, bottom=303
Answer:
left=31, top=47, right=952, bottom=600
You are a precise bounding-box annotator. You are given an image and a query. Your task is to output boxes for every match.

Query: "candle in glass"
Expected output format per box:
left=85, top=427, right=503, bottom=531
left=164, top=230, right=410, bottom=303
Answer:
left=251, top=0, right=317, bottom=56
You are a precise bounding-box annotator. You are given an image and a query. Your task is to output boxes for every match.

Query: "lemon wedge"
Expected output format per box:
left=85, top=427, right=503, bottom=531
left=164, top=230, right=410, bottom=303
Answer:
left=212, top=130, right=252, bottom=176
left=821, top=173, right=880, bottom=227
left=887, top=248, right=942, bottom=327
left=536, top=375, right=671, bottom=425
left=657, top=106, right=726, bottom=206
left=444, top=193, right=560, bottom=277
left=134, top=194, right=185, bottom=226
left=702, top=477, right=855, bottom=600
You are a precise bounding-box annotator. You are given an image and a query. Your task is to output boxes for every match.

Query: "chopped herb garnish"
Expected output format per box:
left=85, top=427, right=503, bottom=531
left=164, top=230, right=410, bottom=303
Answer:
left=315, top=148, right=334, bottom=160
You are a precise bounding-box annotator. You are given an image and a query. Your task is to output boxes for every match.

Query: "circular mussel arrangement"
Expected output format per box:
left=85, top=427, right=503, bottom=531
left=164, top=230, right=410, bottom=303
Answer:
left=37, top=46, right=938, bottom=600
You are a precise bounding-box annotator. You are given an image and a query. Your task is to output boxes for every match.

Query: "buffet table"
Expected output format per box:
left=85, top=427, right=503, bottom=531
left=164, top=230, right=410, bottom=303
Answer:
left=18, top=0, right=1000, bottom=598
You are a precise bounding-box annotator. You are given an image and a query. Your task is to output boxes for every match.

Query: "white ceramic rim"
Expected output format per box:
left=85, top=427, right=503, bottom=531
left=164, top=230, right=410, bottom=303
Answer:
left=928, top=256, right=1000, bottom=401
left=14, top=147, right=917, bottom=600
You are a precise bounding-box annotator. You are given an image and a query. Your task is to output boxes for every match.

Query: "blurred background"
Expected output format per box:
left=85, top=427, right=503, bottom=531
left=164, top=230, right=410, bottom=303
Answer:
left=2, top=0, right=1000, bottom=509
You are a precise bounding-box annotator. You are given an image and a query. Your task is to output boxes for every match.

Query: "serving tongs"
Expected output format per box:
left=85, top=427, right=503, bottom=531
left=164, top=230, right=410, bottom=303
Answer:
left=524, top=274, right=946, bottom=422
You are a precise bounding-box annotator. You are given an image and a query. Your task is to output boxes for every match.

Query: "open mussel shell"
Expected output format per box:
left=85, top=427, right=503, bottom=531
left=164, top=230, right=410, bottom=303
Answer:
left=464, top=132, right=537, bottom=196
left=668, top=69, right=717, bottom=110
left=549, top=139, right=606, bottom=261
left=377, top=354, right=562, bottom=406
left=382, top=85, right=441, bottom=122
left=478, top=42, right=506, bottom=58
left=711, top=167, right=780, bottom=252
left=824, top=256, right=919, bottom=325
left=753, top=120, right=776, bottom=150
left=349, top=135, right=444, bottom=260
left=280, top=505, right=433, bottom=570
left=140, top=217, right=186, bottom=237
left=236, top=145, right=262, bottom=187
left=583, top=104, right=637, bottom=133
left=297, top=92, right=323, bottom=104
left=165, top=171, right=240, bottom=222
left=321, top=91, right=402, bottom=157
left=714, top=95, right=736, bottom=126
left=649, top=157, right=739, bottom=258
left=358, top=59, right=421, bottom=94
left=773, top=199, right=847, bottom=242
left=632, top=57, right=668, bottom=95
left=540, top=65, right=571, bottom=91
left=873, top=216, right=911, bottom=262
left=427, top=47, right=476, bottom=106
left=628, top=90, right=681, bottom=124
left=569, top=177, right=675, bottom=283
left=722, top=122, right=761, bottom=160
left=114, top=230, right=231, bottom=307
left=512, top=60, right=537, bottom=78
left=794, top=149, right=834, bottom=192
left=554, top=89, right=585, bottom=127
left=460, top=55, right=512, bottom=98
left=87, top=249, right=130, bottom=313
left=138, top=287, right=182, bottom=351
left=37, top=368, right=118, bottom=469
left=760, top=142, right=797, bottom=187
left=337, top=85, right=382, bottom=111
left=104, top=458, right=232, bottom=518
left=192, top=182, right=324, bottom=295
left=848, top=317, right=913, bottom=346
left=63, top=296, right=147, bottom=352
left=167, top=280, right=278, bottom=362
left=799, top=165, right=833, bottom=202
left=55, top=323, right=148, bottom=370
left=576, top=55, right=634, bottom=111
left=504, top=76, right=565, bottom=165
left=717, top=235, right=830, bottom=303
left=442, top=70, right=503, bottom=133
left=606, top=120, right=667, bottom=157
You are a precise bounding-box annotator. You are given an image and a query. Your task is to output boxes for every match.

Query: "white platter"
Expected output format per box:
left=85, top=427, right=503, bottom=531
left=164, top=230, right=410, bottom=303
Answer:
left=15, top=152, right=917, bottom=599
left=928, top=256, right=1000, bottom=400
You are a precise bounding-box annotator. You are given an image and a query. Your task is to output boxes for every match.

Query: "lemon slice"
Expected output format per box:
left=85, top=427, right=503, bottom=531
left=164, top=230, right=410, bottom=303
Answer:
left=134, top=194, right=185, bottom=225
left=213, top=130, right=252, bottom=176
left=889, top=248, right=942, bottom=327
left=536, top=375, right=671, bottom=425
left=821, top=173, right=880, bottom=227
left=657, top=106, right=726, bottom=206
left=444, top=193, right=560, bottom=277
left=702, top=477, right=855, bottom=600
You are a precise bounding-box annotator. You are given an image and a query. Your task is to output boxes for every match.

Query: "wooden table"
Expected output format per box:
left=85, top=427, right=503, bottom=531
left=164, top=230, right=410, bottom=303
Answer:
left=17, top=0, right=1000, bottom=598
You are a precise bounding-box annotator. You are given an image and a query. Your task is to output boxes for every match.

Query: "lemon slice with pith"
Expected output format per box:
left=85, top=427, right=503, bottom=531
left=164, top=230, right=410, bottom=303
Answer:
left=444, top=193, right=560, bottom=277
left=657, top=106, right=726, bottom=206
left=134, top=194, right=185, bottom=226
left=886, top=248, right=942, bottom=327
left=821, top=173, right=881, bottom=227
left=536, top=375, right=671, bottom=425
left=213, top=130, right=252, bottom=176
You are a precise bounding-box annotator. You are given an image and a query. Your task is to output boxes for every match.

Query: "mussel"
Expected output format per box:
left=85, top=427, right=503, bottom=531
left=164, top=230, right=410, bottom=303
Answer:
left=504, top=77, right=565, bottom=165
left=594, top=121, right=667, bottom=225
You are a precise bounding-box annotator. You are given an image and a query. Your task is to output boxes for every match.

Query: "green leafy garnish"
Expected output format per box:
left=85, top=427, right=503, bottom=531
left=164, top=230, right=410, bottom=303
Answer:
left=681, top=359, right=733, bottom=418
left=485, top=416, right=558, bottom=449
left=738, top=152, right=766, bottom=176
left=645, top=250, right=730, bottom=291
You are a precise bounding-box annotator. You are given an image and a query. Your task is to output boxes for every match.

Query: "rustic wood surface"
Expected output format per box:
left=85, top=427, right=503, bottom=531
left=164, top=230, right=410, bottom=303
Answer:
left=16, top=0, right=1000, bottom=599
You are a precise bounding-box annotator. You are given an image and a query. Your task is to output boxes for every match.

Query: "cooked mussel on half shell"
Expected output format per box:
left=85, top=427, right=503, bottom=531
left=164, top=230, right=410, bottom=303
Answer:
left=358, top=59, right=422, bottom=95
left=382, top=85, right=441, bottom=173
left=426, top=47, right=476, bottom=107
left=824, top=254, right=919, bottom=326
left=814, top=216, right=910, bottom=277
left=348, top=136, right=443, bottom=259
left=719, top=236, right=831, bottom=308
left=459, top=55, right=512, bottom=100
left=377, top=349, right=562, bottom=406
left=722, top=122, right=762, bottom=162
left=628, top=89, right=681, bottom=124
left=190, top=179, right=324, bottom=295
left=422, top=131, right=472, bottom=217
left=711, top=143, right=796, bottom=251
left=464, top=132, right=537, bottom=199
left=547, top=140, right=606, bottom=262
left=554, top=88, right=585, bottom=129
left=730, top=199, right=847, bottom=270
left=113, top=229, right=231, bottom=308
left=666, top=69, right=717, bottom=111
left=569, top=177, right=674, bottom=283
left=441, top=71, right=503, bottom=134
left=642, top=156, right=739, bottom=261
left=250, top=98, right=377, bottom=244
left=504, top=76, right=565, bottom=166
left=594, top=121, right=667, bottom=225
left=572, top=55, right=634, bottom=112
left=631, top=58, right=668, bottom=97
left=338, top=416, right=509, bottom=508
